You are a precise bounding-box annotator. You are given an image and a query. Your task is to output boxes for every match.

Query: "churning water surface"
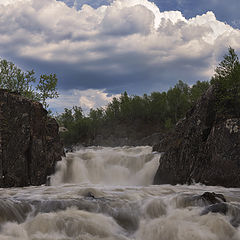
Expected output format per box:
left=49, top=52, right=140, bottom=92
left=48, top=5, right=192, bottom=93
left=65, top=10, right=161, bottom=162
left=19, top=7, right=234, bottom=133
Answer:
left=1, top=146, right=240, bottom=240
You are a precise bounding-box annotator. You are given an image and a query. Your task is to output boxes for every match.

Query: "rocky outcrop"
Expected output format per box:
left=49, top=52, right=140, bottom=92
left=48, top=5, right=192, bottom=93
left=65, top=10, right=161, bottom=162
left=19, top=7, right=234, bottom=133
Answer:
left=0, top=90, right=63, bottom=187
left=154, top=86, right=240, bottom=187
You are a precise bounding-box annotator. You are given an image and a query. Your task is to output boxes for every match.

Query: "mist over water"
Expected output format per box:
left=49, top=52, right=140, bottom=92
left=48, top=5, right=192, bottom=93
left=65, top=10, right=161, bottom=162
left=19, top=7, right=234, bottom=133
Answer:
left=1, top=146, right=240, bottom=240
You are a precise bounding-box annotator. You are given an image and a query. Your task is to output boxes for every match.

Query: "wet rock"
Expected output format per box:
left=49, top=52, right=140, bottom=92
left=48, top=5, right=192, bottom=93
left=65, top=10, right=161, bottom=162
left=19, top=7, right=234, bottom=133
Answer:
left=154, top=86, right=240, bottom=187
left=207, top=192, right=225, bottom=204
left=0, top=90, right=64, bottom=187
left=85, top=192, right=95, bottom=198
left=200, top=192, right=226, bottom=204
left=201, top=202, right=228, bottom=216
left=175, top=192, right=226, bottom=209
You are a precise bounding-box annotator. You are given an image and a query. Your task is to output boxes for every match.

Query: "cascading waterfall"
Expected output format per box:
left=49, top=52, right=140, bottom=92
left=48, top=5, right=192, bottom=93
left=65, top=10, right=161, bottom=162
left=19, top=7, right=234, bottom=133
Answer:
left=51, top=146, right=160, bottom=186
left=1, top=146, right=240, bottom=240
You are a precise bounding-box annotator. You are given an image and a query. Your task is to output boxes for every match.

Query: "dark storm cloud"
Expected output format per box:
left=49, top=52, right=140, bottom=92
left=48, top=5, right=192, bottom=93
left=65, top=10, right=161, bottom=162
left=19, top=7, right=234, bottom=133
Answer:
left=17, top=47, right=214, bottom=96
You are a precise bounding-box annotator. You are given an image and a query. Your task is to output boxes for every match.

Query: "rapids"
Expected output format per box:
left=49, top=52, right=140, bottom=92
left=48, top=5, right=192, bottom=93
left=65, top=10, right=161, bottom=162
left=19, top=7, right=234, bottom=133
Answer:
left=1, top=146, right=240, bottom=240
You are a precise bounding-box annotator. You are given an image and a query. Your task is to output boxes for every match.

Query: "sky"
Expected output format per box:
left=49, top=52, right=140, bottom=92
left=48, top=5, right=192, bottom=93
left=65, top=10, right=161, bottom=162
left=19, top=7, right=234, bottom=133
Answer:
left=0, top=0, right=240, bottom=113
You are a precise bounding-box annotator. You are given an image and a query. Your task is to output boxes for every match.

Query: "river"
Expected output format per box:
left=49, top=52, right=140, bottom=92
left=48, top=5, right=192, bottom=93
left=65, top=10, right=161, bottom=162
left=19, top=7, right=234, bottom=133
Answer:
left=0, top=146, right=240, bottom=240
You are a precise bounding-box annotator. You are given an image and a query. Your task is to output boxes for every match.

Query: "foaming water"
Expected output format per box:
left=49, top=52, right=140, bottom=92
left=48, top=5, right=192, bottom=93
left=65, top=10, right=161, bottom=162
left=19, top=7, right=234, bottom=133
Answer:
left=51, top=146, right=160, bottom=186
left=1, top=146, right=240, bottom=240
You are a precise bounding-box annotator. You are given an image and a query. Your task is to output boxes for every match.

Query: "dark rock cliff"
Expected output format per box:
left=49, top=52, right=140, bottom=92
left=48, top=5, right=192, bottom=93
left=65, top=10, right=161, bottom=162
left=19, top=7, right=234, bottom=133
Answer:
left=0, top=90, right=63, bottom=187
left=154, top=86, right=240, bottom=187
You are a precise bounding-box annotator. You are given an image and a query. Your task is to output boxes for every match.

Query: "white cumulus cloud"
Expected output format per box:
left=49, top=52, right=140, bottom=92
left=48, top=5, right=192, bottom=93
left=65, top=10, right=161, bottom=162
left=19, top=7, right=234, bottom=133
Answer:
left=48, top=89, right=120, bottom=113
left=0, top=0, right=30, bottom=5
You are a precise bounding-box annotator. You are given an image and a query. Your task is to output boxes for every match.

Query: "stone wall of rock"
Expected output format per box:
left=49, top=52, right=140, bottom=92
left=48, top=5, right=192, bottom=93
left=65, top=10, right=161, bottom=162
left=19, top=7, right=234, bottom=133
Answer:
left=153, top=86, right=240, bottom=187
left=0, top=90, right=63, bottom=187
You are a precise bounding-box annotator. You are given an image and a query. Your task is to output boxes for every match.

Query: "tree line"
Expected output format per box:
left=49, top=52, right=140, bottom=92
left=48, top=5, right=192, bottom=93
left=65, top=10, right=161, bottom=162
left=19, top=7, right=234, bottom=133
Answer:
left=56, top=80, right=210, bottom=146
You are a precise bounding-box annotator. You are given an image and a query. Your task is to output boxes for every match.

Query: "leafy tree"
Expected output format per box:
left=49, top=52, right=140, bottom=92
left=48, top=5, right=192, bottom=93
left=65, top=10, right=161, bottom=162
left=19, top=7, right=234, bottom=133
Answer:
left=72, top=106, right=83, bottom=121
left=105, top=97, right=120, bottom=121
left=36, top=74, right=59, bottom=109
left=0, top=59, right=36, bottom=99
left=56, top=108, right=74, bottom=129
left=0, top=58, right=59, bottom=110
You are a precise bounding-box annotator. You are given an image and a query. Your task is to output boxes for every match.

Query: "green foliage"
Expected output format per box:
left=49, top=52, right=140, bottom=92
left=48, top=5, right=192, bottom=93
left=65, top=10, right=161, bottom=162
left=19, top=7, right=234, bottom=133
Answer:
left=56, top=108, right=74, bottom=129
left=36, top=74, right=59, bottom=109
left=211, top=47, right=240, bottom=116
left=57, top=80, right=210, bottom=146
left=0, top=59, right=36, bottom=99
left=56, top=106, right=94, bottom=146
left=190, top=80, right=210, bottom=104
left=166, top=80, right=191, bottom=123
left=0, top=58, right=59, bottom=110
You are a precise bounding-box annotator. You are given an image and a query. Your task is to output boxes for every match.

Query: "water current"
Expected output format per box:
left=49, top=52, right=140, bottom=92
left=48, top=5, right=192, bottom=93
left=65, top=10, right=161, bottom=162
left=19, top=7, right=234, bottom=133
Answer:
left=1, top=146, right=240, bottom=240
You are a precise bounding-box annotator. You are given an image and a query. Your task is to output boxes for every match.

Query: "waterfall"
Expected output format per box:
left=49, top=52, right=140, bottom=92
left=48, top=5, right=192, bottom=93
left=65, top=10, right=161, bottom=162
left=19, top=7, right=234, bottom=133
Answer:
left=51, top=146, right=160, bottom=186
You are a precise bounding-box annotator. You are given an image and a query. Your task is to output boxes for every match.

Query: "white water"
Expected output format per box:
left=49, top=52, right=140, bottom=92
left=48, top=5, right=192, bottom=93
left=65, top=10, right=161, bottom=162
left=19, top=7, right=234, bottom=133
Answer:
left=51, top=146, right=160, bottom=186
left=1, top=146, right=240, bottom=240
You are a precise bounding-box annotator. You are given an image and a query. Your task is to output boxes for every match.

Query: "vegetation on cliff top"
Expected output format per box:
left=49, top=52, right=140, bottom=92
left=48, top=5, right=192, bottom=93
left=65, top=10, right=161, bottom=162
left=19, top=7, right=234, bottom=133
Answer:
left=211, top=47, right=240, bottom=117
left=0, top=58, right=59, bottom=109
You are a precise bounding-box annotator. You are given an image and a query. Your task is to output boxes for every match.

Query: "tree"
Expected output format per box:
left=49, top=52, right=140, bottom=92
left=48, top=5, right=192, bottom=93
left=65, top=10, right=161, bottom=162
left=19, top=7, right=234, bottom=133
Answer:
left=56, top=108, right=74, bottom=129
left=0, top=58, right=59, bottom=110
left=166, top=80, right=190, bottom=123
left=72, top=106, right=83, bottom=121
left=190, top=80, right=210, bottom=104
left=211, top=47, right=240, bottom=116
left=36, top=74, right=59, bottom=109
left=0, top=59, right=36, bottom=99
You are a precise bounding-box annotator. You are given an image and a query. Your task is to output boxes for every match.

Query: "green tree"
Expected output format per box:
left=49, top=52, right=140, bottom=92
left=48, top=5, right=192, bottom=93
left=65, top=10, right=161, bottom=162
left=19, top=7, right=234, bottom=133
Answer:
left=149, top=91, right=167, bottom=123
left=105, top=97, right=120, bottom=121
left=56, top=108, right=74, bottom=129
left=166, top=80, right=190, bottom=123
left=0, top=58, right=59, bottom=110
left=211, top=47, right=240, bottom=116
left=0, top=59, right=36, bottom=99
left=72, top=106, right=83, bottom=121
left=36, top=74, right=59, bottom=109
left=190, top=80, right=210, bottom=104
left=89, top=108, right=104, bottom=138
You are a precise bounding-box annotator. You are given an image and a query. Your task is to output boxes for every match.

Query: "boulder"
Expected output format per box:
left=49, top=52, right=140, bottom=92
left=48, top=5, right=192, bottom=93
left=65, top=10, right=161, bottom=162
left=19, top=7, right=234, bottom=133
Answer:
left=0, top=89, right=64, bottom=187
left=154, top=86, right=240, bottom=187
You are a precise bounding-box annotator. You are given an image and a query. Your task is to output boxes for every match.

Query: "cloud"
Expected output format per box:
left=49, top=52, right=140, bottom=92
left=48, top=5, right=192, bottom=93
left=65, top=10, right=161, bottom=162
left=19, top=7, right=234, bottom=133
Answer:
left=59, top=0, right=111, bottom=9
left=170, top=0, right=240, bottom=29
left=0, top=0, right=30, bottom=5
left=48, top=89, right=120, bottom=113
left=0, top=0, right=240, bottom=103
